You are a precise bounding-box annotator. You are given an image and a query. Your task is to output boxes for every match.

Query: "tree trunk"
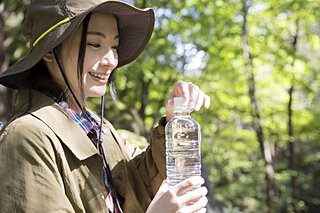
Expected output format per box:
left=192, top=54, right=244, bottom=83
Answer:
left=0, top=0, right=11, bottom=124
left=141, top=0, right=147, bottom=8
left=288, top=85, right=299, bottom=202
left=241, top=1, right=275, bottom=212
left=138, top=72, right=151, bottom=137
left=288, top=19, right=300, bottom=212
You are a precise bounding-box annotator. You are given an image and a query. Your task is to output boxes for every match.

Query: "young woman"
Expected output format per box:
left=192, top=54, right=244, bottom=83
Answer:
left=0, top=0, right=210, bottom=212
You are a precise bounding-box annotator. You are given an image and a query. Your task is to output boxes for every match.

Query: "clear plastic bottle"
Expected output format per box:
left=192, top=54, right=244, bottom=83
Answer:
left=165, top=97, right=201, bottom=189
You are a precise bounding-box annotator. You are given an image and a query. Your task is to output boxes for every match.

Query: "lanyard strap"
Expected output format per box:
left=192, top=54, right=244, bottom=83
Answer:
left=98, top=95, right=123, bottom=213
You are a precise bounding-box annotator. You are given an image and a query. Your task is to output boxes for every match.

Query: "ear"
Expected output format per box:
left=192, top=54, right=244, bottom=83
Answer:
left=42, top=50, right=54, bottom=62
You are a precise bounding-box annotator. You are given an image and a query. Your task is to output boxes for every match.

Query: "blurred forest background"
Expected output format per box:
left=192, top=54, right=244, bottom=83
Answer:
left=1, top=0, right=320, bottom=212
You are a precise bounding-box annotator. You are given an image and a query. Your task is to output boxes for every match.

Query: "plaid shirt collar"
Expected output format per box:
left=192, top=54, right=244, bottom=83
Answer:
left=43, top=93, right=100, bottom=139
left=64, top=107, right=100, bottom=139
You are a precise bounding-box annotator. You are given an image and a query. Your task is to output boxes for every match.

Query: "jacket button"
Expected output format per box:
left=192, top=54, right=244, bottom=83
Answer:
left=117, top=173, right=123, bottom=180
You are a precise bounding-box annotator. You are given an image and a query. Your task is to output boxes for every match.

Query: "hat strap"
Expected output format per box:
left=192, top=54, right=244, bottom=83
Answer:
left=33, top=17, right=71, bottom=47
left=52, top=48, right=91, bottom=121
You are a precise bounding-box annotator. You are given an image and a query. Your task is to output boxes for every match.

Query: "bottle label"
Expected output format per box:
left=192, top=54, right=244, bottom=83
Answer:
left=173, top=123, right=199, bottom=142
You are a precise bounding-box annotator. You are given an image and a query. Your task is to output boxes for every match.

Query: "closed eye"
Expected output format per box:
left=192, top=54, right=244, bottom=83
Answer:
left=87, top=43, right=101, bottom=48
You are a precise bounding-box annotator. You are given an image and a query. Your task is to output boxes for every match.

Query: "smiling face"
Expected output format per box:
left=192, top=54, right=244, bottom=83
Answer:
left=50, top=13, right=119, bottom=101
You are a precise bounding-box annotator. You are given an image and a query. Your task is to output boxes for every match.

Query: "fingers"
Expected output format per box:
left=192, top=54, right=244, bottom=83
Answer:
left=158, top=179, right=169, bottom=194
left=168, top=81, right=189, bottom=99
left=188, top=83, right=199, bottom=109
left=181, top=187, right=208, bottom=204
left=166, top=81, right=210, bottom=122
left=191, top=86, right=210, bottom=111
left=173, top=186, right=208, bottom=213
left=194, top=90, right=204, bottom=111
left=172, top=176, right=204, bottom=196
left=197, top=208, right=207, bottom=213
left=183, top=196, right=208, bottom=213
left=148, top=177, right=207, bottom=213
left=204, top=94, right=210, bottom=109
left=169, top=81, right=210, bottom=111
left=152, top=177, right=207, bottom=213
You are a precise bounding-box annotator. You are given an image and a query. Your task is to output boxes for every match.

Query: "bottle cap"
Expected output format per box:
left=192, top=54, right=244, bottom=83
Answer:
left=174, top=97, right=187, bottom=108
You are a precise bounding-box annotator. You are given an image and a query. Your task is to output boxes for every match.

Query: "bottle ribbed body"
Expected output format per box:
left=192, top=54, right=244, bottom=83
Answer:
left=165, top=111, right=201, bottom=188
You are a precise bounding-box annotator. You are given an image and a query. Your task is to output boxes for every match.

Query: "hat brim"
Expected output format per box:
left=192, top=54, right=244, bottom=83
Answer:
left=0, top=1, right=154, bottom=89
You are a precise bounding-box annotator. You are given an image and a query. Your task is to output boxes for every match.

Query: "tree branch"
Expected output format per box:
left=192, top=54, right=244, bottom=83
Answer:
left=241, top=0, right=275, bottom=211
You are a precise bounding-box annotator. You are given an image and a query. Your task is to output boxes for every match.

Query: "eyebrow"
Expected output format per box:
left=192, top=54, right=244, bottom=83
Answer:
left=87, top=31, right=119, bottom=40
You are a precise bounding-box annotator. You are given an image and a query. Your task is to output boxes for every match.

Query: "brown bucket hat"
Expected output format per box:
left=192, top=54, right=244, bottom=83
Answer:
left=0, top=0, right=154, bottom=89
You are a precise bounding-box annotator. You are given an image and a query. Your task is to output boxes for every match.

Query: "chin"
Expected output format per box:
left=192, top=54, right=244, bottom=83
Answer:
left=86, top=87, right=107, bottom=98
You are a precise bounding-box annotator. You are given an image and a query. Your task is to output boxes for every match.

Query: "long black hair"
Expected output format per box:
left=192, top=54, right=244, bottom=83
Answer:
left=26, top=13, right=117, bottom=108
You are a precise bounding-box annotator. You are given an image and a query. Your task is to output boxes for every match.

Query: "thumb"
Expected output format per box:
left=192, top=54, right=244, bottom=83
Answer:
left=158, top=179, right=169, bottom=194
left=146, top=179, right=169, bottom=213
left=166, top=97, right=175, bottom=122
left=166, top=97, right=174, bottom=108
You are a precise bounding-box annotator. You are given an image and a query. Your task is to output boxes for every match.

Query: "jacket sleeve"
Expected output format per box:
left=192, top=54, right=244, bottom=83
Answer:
left=129, top=117, right=167, bottom=196
left=0, top=116, right=75, bottom=213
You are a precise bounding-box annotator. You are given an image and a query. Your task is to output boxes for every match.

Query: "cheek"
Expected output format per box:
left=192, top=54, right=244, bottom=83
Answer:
left=84, top=51, right=100, bottom=71
left=82, top=61, right=98, bottom=84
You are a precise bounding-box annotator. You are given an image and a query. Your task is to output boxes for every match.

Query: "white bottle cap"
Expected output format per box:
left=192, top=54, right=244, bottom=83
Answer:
left=174, top=97, right=187, bottom=108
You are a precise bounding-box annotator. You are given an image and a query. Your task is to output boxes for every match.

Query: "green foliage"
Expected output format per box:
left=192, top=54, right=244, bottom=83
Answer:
left=4, top=0, right=29, bottom=63
left=4, top=0, right=320, bottom=212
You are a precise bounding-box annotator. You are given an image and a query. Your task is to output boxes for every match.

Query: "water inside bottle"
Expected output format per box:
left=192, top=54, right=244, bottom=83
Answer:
left=166, top=117, right=201, bottom=189
left=166, top=139, right=201, bottom=188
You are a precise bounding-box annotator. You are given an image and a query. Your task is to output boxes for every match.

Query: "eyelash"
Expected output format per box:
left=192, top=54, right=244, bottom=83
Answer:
left=87, top=43, right=119, bottom=50
left=87, top=43, right=101, bottom=48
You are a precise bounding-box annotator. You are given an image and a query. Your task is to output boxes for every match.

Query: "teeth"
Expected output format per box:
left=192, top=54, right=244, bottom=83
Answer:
left=90, top=72, right=107, bottom=79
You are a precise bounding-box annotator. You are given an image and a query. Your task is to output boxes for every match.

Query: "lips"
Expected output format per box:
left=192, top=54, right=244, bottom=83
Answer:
left=89, top=72, right=108, bottom=79
left=89, top=71, right=110, bottom=84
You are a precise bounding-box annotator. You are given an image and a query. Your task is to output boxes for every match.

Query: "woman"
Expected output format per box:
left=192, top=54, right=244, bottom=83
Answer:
left=0, top=0, right=210, bottom=212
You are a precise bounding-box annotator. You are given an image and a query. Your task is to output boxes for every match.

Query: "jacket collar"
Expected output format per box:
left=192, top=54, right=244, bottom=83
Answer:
left=16, top=89, right=99, bottom=160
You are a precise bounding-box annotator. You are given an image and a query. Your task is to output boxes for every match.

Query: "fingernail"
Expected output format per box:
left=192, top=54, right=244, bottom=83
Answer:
left=192, top=176, right=204, bottom=185
left=202, top=187, right=208, bottom=195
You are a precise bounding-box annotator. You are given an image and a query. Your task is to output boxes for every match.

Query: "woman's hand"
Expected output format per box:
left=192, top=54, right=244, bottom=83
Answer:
left=166, top=81, right=210, bottom=122
left=146, top=177, right=208, bottom=213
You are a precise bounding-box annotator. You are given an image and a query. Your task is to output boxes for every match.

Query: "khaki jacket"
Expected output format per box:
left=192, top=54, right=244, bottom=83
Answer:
left=0, top=89, right=166, bottom=213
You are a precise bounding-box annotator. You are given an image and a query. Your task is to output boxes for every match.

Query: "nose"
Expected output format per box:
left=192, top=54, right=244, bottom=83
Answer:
left=99, top=49, right=117, bottom=69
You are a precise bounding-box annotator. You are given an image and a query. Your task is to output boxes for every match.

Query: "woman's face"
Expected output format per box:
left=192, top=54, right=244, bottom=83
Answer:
left=58, top=12, right=119, bottom=99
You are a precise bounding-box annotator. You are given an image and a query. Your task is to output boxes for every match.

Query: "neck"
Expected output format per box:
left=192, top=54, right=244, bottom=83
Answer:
left=70, top=100, right=83, bottom=114
left=64, top=88, right=85, bottom=114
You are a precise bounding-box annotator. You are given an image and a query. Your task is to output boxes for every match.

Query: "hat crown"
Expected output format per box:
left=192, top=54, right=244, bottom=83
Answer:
left=22, top=0, right=110, bottom=43
left=66, top=0, right=107, bottom=13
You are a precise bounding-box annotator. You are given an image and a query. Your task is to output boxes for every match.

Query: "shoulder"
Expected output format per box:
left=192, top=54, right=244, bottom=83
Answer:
left=3, top=113, right=53, bottom=135
left=0, top=113, right=57, bottom=152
